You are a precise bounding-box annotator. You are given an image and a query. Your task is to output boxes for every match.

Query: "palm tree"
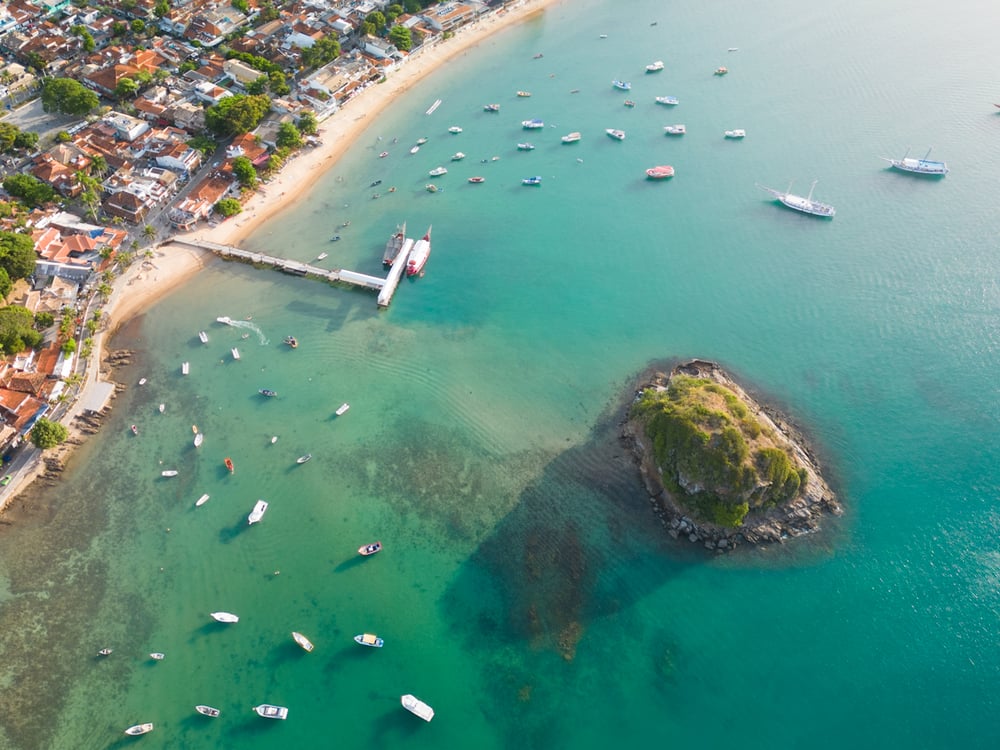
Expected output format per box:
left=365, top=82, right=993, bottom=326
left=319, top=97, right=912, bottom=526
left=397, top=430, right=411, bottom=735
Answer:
left=89, top=154, right=108, bottom=177
left=143, top=224, right=157, bottom=241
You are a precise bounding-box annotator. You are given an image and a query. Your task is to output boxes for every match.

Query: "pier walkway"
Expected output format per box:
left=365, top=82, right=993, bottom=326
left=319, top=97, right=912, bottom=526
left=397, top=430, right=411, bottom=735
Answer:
left=174, top=238, right=404, bottom=308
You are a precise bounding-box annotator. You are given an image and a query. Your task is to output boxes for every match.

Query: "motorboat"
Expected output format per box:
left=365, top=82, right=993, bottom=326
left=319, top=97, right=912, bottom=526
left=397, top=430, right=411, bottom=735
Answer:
left=292, top=632, right=314, bottom=652
left=211, top=612, right=239, bottom=623
left=468, top=176, right=486, bottom=183
left=425, top=183, right=438, bottom=193
left=181, top=362, right=189, bottom=375
left=714, top=66, right=729, bottom=75
left=370, top=179, right=382, bottom=187
left=194, top=432, right=204, bottom=447
left=451, top=152, right=465, bottom=161
left=259, top=388, right=278, bottom=397
left=138, top=378, right=147, bottom=385
left=409, top=145, right=420, bottom=154
left=406, top=227, right=432, bottom=277
left=335, top=403, right=350, bottom=416
left=881, top=147, right=949, bottom=176
left=254, top=704, right=288, bottom=720
left=216, top=316, right=234, bottom=326
left=196, top=494, right=210, bottom=507
left=359, top=541, right=382, bottom=556
left=195, top=705, right=221, bottom=717
left=270, top=436, right=278, bottom=444
left=646, top=165, right=675, bottom=179
left=612, top=80, right=632, bottom=90
left=98, top=648, right=112, bottom=656
left=401, top=694, right=434, bottom=722
left=624, top=99, right=636, bottom=107
left=130, top=424, right=138, bottom=436
left=379, top=151, right=388, bottom=158
left=664, top=124, right=686, bottom=135
left=198, top=331, right=208, bottom=344
left=756, top=180, right=836, bottom=218
left=316, top=252, right=328, bottom=261
left=428, top=166, right=448, bottom=176
left=192, top=425, right=198, bottom=434
left=561, top=132, right=582, bottom=143
left=522, top=176, right=542, bottom=186
left=330, top=235, right=340, bottom=242
left=124, top=724, right=153, bottom=736
left=150, top=652, right=165, bottom=660
left=724, top=129, right=746, bottom=138
left=158, top=403, right=165, bottom=413
left=646, top=60, right=664, bottom=72
left=605, top=129, right=626, bottom=140
left=296, top=454, right=312, bottom=464
left=517, top=142, right=535, bottom=151
left=655, top=96, right=679, bottom=105
left=516, top=90, right=531, bottom=97
left=521, top=119, right=544, bottom=129
left=484, top=103, right=500, bottom=112
left=248, top=499, right=268, bottom=524
left=416, top=137, right=428, bottom=145
left=224, top=457, right=234, bottom=473
left=231, top=347, right=240, bottom=360
left=354, top=633, right=384, bottom=648
left=448, top=125, right=463, bottom=134
left=161, top=470, right=178, bottom=477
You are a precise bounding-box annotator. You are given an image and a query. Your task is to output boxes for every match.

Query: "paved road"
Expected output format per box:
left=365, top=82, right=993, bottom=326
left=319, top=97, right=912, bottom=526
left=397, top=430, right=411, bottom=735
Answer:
left=0, top=96, right=82, bottom=144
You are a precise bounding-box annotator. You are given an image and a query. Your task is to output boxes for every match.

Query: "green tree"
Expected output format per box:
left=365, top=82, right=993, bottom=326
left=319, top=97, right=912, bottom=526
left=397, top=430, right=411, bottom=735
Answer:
left=114, top=77, right=139, bottom=101
left=0, top=267, right=10, bottom=300
left=403, top=0, right=422, bottom=12
left=34, top=312, right=54, bottom=329
left=143, top=225, right=157, bottom=240
left=186, top=135, right=217, bottom=156
left=246, top=76, right=268, bottom=96
left=275, top=121, right=302, bottom=150
left=366, top=11, right=386, bottom=31
left=215, top=197, right=242, bottom=217
left=0, top=231, right=38, bottom=280
left=268, top=71, right=290, bottom=96
left=89, top=154, right=108, bottom=177
left=55, top=131, right=72, bottom=143
left=360, top=21, right=376, bottom=37
left=0, top=305, right=42, bottom=353
left=0, top=123, right=18, bottom=152
left=61, top=337, right=77, bottom=354
left=297, top=111, right=318, bottom=136
left=30, top=418, right=69, bottom=450
left=154, top=0, right=170, bottom=17
left=204, top=94, right=271, bottom=138
left=131, top=19, right=146, bottom=35
left=13, top=131, right=38, bottom=152
left=111, top=21, right=128, bottom=37
left=386, top=4, right=403, bottom=24
left=2, top=174, right=56, bottom=207
left=178, top=60, right=198, bottom=75
left=258, top=2, right=279, bottom=22
left=231, top=156, right=257, bottom=188
left=97, top=282, right=112, bottom=300
left=388, top=25, right=412, bottom=52
left=300, top=36, right=340, bottom=69
left=41, top=78, right=99, bottom=116
left=232, top=0, right=249, bottom=12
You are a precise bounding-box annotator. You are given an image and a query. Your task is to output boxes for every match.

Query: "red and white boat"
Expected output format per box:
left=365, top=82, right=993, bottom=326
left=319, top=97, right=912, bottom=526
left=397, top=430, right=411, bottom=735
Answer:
left=646, top=165, right=675, bottom=179
left=224, top=457, right=234, bottom=473
left=406, top=227, right=432, bottom=277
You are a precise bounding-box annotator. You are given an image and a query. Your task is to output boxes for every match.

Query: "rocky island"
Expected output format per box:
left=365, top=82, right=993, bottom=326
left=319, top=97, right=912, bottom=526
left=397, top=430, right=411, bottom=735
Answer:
left=622, top=360, right=841, bottom=550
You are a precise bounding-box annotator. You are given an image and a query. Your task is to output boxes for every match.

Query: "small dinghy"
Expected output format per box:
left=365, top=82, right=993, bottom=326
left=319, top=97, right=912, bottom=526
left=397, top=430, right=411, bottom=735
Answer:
left=195, top=494, right=210, bottom=507
left=198, top=331, right=209, bottom=344
left=161, top=470, right=178, bottom=477
left=359, top=541, right=382, bottom=556
left=130, top=425, right=138, bottom=436
left=231, top=348, right=240, bottom=361
left=149, top=652, right=165, bottom=661
left=210, top=611, right=239, bottom=623
left=194, top=433, right=204, bottom=447
left=296, top=454, right=312, bottom=464
left=335, top=403, right=350, bottom=416
left=158, top=403, right=165, bottom=413
left=270, top=436, right=278, bottom=444
left=124, top=723, right=153, bottom=736
left=98, top=648, right=112, bottom=657
left=355, top=632, right=384, bottom=648
left=195, top=705, right=221, bottom=717
left=292, top=631, right=315, bottom=652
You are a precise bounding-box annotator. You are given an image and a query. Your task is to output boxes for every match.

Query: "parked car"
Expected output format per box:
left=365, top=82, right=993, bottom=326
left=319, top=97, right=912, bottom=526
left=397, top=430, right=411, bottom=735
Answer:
left=1, top=475, right=12, bottom=486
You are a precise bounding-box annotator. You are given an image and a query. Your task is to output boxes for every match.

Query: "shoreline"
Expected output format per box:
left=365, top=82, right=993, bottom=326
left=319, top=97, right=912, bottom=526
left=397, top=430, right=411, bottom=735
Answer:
left=0, top=0, right=561, bottom=514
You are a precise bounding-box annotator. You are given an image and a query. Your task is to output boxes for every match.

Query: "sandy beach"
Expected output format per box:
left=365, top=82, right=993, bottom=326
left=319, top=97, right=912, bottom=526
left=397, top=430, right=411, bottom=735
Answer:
left=0, top=0, right=561, bottom=513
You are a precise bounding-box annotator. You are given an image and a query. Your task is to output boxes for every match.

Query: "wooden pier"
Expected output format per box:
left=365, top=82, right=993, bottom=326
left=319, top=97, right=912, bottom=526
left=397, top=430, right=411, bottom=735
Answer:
left=174, top=239, right=403, bottom=307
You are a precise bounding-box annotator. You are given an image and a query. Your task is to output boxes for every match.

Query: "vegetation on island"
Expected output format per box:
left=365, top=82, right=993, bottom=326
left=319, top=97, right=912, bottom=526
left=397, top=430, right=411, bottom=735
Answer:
left=631, top=375, right=808, bottom=528
left=30, top=418, right=69, bottom=450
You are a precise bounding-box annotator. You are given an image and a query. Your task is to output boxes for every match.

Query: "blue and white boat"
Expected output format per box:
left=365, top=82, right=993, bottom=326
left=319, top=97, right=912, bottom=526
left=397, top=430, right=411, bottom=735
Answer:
left=522, top=176, right=542, bottom=186
left=612, top=80, right=632, bottom=91
left=521, top=119, right=544, bottom=129
left=881, top=147, right=948, bottom=176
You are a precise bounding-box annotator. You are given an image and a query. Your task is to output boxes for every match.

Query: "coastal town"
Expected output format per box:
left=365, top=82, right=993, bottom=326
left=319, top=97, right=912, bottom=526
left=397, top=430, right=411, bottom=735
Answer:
left=0, top=0, right=528, bottom=508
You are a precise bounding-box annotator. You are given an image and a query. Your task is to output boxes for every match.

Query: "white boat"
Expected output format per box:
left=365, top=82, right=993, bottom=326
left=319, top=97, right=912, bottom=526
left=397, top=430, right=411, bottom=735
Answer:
left=448, top=125, right=462, bottom=134
left=296, top=454, right=312, bottom=464
left=216, top=316, right=234, bottom=326
left=646, top=165, right=675, bottom=179
left=483, top=103, right=500, bottom=112
left=425, top=99, right=442, bottom=115
left=161, top=470, right=178, bottom=477
left=714, top=66, right=729, bottom=75
left=354, top=632, right=384, bottom=647
left=646, top=60, right=664, bottom=72
left=138, top=378, right=147, bottom=385
left=98, top=648, right=112, bottom=656
left=663, top=124, right=686, bottom=135
left=517, top=142, right=535, bottom=151
left=194, top=432, right=204, bottom=447
left=561, top=132, right=582, bottom=143
left=605, top=129, right=626, bottom=140
left=522, top=176, right=542, bottom=186
left=270, top=436, right=278, bottom=444
left=316, top=252, right=328, bottom=261
left=612, top=80, right=631, bottom=90
left=724, top=129, right=746, bottom=138
left=401, top=694, right=434, bottom=722
left=335, top=403, right=350, bottom=416
left=181, top=362, right=190, bottom=375
left=416, top=137, right=428, bottom=145
left=248, top=499, right=268, bottom=525
left=254, top=704, right=288, bottom=720
left=655, top=95, right=679, bottom=105
left=406, top=226, right=432, bottom=277
left=158, top=403, right=165, bottom=413
left=881, top=147, right=949, bottom=175
left=428, top=166, right=448, bottom=176
left=124, top=723, right=154, bottom=736
left=198, top=331, right=208, bottom=344
left=195, top=705, right=221, bottom=717
left=451, top=152, right=465, bottom=161
left=521, top=119, right=544, bottom=129
left=231, top=348, right=240, bottom=360
left=516, top=90, right=531, bottom=97
left=757, top=180, right=836, bottom=218
left=292, top=632, right=314, bottom=652
left=195, top=493, right=210, bottom=507
left=210, top=611, right=239, bottom=623
left=409, top=145, right=420, bottom=154
left=150, top=652, right=165, bottom=660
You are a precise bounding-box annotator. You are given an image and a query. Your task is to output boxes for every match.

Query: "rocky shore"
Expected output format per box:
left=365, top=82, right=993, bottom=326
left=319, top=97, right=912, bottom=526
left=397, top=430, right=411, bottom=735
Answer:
left=621, top=359, right=842, bottom=552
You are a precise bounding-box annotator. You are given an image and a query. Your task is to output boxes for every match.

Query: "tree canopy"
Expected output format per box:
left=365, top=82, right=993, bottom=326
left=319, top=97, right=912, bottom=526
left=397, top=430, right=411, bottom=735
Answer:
left=0, top=306, right=43, bottom=354
left=231, top=156, right=257, bottom=188
left=300, top=35, right=340, bottom=70
left=30, top=418, right=69, bottom=450
left=215, top=197, right=242, bottom=217
left=2, top=174, right=56, bottom=208
left=389, top=25, right=412, bottom=51
left=275, top=122, right=302, bottom=150
left=204, top=94, right=271, bottom=137
left=0, top=231, right=38, bottom=280
left=41, top=78, right=99, bottom=116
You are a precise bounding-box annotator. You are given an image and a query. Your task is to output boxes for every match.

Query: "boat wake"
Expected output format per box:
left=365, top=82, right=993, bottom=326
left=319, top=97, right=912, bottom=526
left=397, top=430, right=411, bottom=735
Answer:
left=226, top=319, right=269, bottom=345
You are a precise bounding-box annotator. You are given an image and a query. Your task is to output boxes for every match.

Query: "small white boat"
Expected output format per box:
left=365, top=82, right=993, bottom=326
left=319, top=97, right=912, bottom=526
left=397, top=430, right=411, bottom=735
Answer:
left=561, top=132, right=582, bottom=143
left=521, top=119, right=544, bottom=129
left=150, top=652, right=165, bottom=660
left=516, top=90, right=531, bottom=97
left=448, top=125, right=462, bottom=134
left=646, top=60, right=664, bottom=72
left=131, top=424, right=139, bottom=436
left=612, top=80, right=632, bottom=91
left=484, top=103, right=500, bottom=112
left=655, top=95, right=679, bottom=105
left=335, top=403, right=350, bottom=416
left=198, top=331, right=208, bottom=344
left=646, top=165, right=675, bottom=179
left=98, top=648, right=112, bottom=656
left=605, top=129, right=626, bottom=140
left=410, top=145, right=420, bottom=154
left=161, top=470, right=178, bottom=477
left=714, top=66, right=729, bottom=75
left=401, top=694, right=434, bottom=722
left=231, top=348, right=240, bottom=360
left=210, top=611, right=239, bottom=623
left=316, top=252, right=328, bottom=261
left=158, top=403, right=165, bottom=413
left=248, top=499, right=268, bottom=525
left=724, top=129, right=746, bottom=138
left=359, top=541, right=382, bottom=556
left=195, top=493, right=210, bottom=507
left=270, top=436, right=278, bottom=444
left=194, top=433, right=204, bottom=447
left=354, top=633, right=384, bottom=648
left=517, top=142, right=535, bottom=151
left=216, top=316, right=234, bottom=326
left=451, top=152, right=465, bottom=161
left=522, top=176, right=542, bottom=186
left=664, top=124, right=686, bottom=135
left=428, top=166, right=448, bottom=177
left=296, top=454, right=312, bottom=464
left=195, top=705, right=221, bottom=717
left=124, top=723, right=154, bottom=736
left=254, top=704, right=288, bottom=720
left=181, top=362, right=190, bottom=375
left=292, top=632, right=314, bottom=652
left=138, top=378, right=147, bottom=385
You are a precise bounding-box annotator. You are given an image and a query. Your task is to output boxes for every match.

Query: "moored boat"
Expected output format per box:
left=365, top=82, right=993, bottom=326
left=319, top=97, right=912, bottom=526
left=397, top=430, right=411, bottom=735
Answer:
left=612, top=80, right=631, bottom=90
left=406, top=227, right=432, bottom=277
left=196, top=493, right=210, bottom=506
left=181, top=361, right=190, bottom=375
left=425, top=183, right=438, bottom=193
left=522, top=176, right=542, bottom=186
left=254, top=704, right=288, bottom=720
left=138, top=377, right=147, bottom=385
left=296, top=454, right=312, bottom=464
left=161, top=470, right=178, bottom=477
left=124, top=723, right=154, bottom=736
left=646, top=60, right=664, bottom=72
left=410, top=145, right=420, bottom=154
left=516, top=90, right=531, bottom=97
left=714, top=66, right=729, bottom=75
left=416, top=137, right=428, bottom=145
left=428, top=166, right=448, bottom=176
left=292, top=631, right=314, bottom=652
left=150, top=652, right=165, bottom=660
left=224, top=457, right=234, bottom=473
left=259, top=388, right=277, bottom=397
left=231, top=347, right=240, bottom=360
left=359, top=541, right=382, bottom=556
left=724, top=129, right=746, bottom=138
left=605, top=128, right=626, bottom=140
left=756, top=180, right=836, bottom=218
left=401, top=694, right=434, bottom=722
left=316, top=252, right=328, bottom=261
left=198, top=331, right=208, bottom=343
left=624, top=99, right=635, bottom=107
left=451, top=152, right=465, bottom=161
left=194, top=432, right=204, bottom=447
left=98, top=648, right=112, bottom=656
left=880, top=147, right=949, bottom=175
left=664, top=124, right=686, bottom=135
left=383, top=222, right=407, bottom=266
left=521, top=118, right=544, bottom=129
left=158, top=403, right=165, bottom=413
left=655, top=95, right=679, bottom=105
left=283, top=335, right=298, bottom=348
left=335, top=403, right=350, bottom=416
left=354, top=633, right=384, bottom=648
left=468, top=176, right=485, bottom=183
left=561, top=132, right=582, bottom=143
left=248, top=499, right=268, bottom=524
left=195, top=705, right=221, bottom=717
left=517, top=142, right=535, bottom=151
left=130, top=424, right=138, bottom=436
left=379, top=151, right=388, bottom=158
left=646, top=165, right=675, bottom=179
left=211, top=611, right=239, bottom=623
left=484, top=103, right=500, bottom=112
left=448, top=125, right=463, bottom=134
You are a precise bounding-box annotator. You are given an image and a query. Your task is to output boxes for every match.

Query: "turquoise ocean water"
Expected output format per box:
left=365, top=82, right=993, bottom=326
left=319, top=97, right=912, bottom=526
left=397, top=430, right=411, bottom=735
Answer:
left=3, top=0, right=1000, bottom=747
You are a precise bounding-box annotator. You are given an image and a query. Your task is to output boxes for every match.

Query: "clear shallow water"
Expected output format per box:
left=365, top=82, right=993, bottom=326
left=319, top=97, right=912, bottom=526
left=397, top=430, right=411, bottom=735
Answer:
left=3, top=0, right=1000, bottom=747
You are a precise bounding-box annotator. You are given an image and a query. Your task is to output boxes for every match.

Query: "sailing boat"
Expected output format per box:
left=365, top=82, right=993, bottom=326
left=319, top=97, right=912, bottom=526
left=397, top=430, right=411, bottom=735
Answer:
left=880, top=146, right=949, bottom=176
left=756, top=179, right=836, bottom=218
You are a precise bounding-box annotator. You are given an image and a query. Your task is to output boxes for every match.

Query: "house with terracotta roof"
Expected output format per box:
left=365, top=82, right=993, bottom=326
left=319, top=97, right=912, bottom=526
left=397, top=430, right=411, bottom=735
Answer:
left=168, top=175, right=233, bottom=230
